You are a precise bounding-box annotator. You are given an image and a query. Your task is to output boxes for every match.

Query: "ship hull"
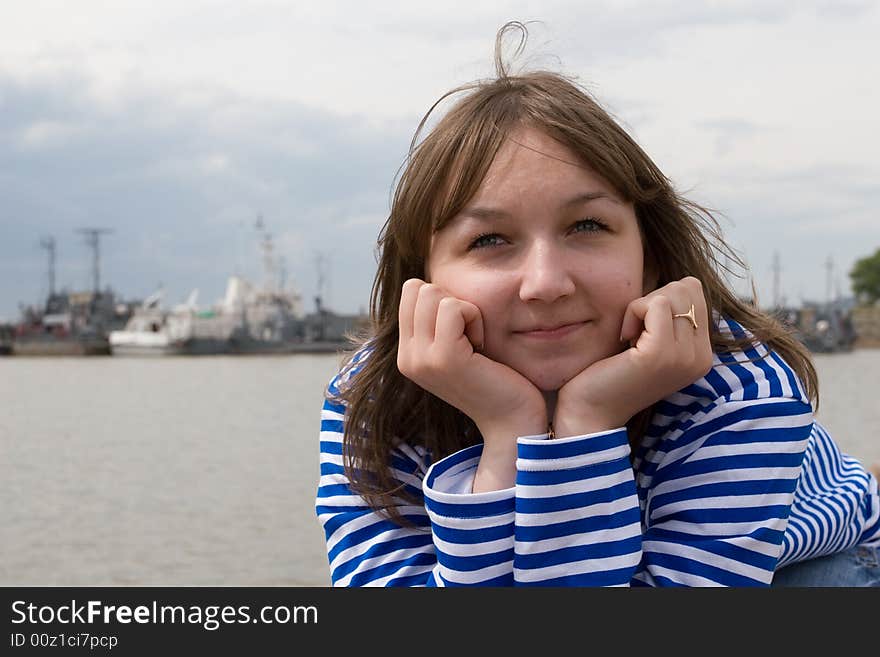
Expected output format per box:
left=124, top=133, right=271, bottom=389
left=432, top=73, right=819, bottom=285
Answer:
left=109, top=334, right=228, bottom=356
left=109, top=344, right=186, bottom=356
left=11, top=338, right=111, bottom=356
left=110, top=338, right=348, bottom=356
left=226, top=339, right=347, bottom=355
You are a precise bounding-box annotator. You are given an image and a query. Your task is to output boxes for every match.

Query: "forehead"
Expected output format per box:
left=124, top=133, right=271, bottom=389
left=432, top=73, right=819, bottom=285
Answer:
left=490, top=126, right=585, bottom=170
left=450, top=127, right=624, bottom=219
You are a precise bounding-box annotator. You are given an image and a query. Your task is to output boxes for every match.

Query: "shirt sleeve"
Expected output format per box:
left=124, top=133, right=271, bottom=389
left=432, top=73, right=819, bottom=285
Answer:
left=315, top=390, right=439, bottom=586
left=317, top=368, right=815, bottom=586
left=421, top=445, right=516, bottom=585
left=636, top=396, right=813, bottom=586
left=509, top=397, right=814, bottom=586
left=315, top=373, right=516, bottom=587
left=513, top=429, right=643, bottom=585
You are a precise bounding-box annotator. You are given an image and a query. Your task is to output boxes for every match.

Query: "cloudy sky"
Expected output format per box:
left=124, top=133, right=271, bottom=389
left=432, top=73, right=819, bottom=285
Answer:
left=2, top=1, right=878, bottom=322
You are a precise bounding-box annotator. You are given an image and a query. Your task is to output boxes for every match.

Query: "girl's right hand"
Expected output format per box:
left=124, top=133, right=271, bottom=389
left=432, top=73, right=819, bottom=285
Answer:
left=397, top=279, right=547, bottom=488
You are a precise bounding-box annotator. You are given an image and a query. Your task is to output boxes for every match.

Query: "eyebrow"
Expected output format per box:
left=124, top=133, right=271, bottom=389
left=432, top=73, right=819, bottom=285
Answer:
left=456, top=191, right=622, bottom=223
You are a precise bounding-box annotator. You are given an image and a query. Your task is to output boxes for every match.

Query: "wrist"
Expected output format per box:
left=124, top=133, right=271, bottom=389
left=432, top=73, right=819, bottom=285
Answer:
left=475, top=408, right=548, bottom=444
left=472, top=410, right=548, bottom=493
left=472, top=449, right=516, bottom=492
left=553, top=398, right=625, bottom=439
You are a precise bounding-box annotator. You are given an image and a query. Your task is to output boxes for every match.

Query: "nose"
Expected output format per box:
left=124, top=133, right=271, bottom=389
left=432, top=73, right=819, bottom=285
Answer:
left=518, top=241, right=576, bottom=303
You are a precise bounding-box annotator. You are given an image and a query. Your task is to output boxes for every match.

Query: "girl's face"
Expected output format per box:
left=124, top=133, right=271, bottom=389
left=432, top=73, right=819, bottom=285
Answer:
left=426, top=126, right=654, bottom=392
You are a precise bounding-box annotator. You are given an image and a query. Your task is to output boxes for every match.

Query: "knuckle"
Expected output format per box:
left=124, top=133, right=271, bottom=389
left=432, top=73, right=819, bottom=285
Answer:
left=653, top=295, right=672, bottom=311
left=402, top=278, right=423, bottom=294
left=424, top=351, right=447, bottom=373
left=437, top=296, right=457, bottom=311
left=419, top=283, right=443, bottom=301
left=405, top=359, right=428, bottom=381
left=685, top=276, right=703, bottom=291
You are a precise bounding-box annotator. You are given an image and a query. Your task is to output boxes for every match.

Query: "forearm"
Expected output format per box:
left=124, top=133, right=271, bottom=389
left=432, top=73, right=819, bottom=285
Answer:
left=423, top=445, right=516, bottom=585
left=473, top=411, right=547, bottom=492
left=513, top=428, right=641, bottom=586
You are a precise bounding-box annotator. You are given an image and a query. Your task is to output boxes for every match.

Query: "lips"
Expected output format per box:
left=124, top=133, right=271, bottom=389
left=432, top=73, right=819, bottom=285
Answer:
left=514, top=321, right=589, bottom=340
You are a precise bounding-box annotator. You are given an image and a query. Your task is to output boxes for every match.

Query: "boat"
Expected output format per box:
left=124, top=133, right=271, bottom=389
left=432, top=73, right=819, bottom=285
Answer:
left=108, top=289, right=196, bottom=356
left=110, top=276, right=316, bottom=356
left=11, top=289, right=132, bottom=356
left=0, top=323, right=13, bottom=355
left=10, top=230, right=139, bottom=356
left=109, top=215, right=366, bottom=356
left=776, top=302, right=857, bottom=354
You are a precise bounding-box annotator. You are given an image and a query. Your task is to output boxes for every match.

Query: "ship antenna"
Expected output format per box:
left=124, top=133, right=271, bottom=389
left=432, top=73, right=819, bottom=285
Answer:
left=39, top=236, right=57, bottom=297
left=824, top=254, right=834, bottom=307
left=771, top=250, right=781, bottom=309
left=313, top=250, right=328, bottom=341
left=279, top=254, right=287, bottom=290
left=314, top=251, right=326, bottom=314
left=255, top=213, right=278, bottom=294
left=76, top=227, right=113, bottom=296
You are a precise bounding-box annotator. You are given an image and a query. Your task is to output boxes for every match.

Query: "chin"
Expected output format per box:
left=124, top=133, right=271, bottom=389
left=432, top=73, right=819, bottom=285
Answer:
left=517, top=362, right=585, bottom=393
left=508, top=346, right=611, bottom=392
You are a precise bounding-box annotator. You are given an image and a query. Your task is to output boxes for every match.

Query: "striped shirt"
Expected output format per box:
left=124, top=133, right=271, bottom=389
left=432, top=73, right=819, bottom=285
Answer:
left=315, top=318, right=880, bottom=586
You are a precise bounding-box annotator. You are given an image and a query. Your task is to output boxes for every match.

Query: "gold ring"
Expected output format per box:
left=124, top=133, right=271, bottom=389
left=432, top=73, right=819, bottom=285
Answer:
left=672, top=303, right=698, bottom=330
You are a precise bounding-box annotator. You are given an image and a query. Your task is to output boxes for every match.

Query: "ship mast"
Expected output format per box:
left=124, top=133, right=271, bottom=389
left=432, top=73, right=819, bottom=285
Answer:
left=76, top=227, right=113, bottom=296
left=824, top=254, right=834, bottom=307
left=39, top=236, right=56, bottom=297
left=314, top=251, right=327, bottom=341
left=314, top=251, right=327, bottom=314
left=772, top=250, right=781, bottom=309
left=255, top=214, right=279, bottom=294
left=279, top=255, right=287, bottom=290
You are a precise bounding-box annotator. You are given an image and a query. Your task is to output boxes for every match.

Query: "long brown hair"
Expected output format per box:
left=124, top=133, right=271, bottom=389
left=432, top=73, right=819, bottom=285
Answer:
left=331, top=21, right=818, bottom=525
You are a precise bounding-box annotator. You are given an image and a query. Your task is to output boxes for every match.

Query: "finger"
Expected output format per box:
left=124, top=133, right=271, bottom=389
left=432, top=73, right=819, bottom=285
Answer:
left=684, top=277, right=712, bottom=367
left=667, top=278, right=713, bottom=374
left=683, top=276, right=710, bottom=335
left=665, top=278, right=708, bottom=345
left=461, top=301, right=484, bottom=352
left=620, top=296, right=649, bottom=344
left=667, top=293, right=696, bottom=344
left=398, top=278, right=424, bottom=341
left=413, top=283, right=444, bottom=343
left=435, top=297, right=484, bottom=353
left=621, top=293, right=676, bottom=348
left=628, top=280, right=704, bottom=345
left=641, top=294, right=675, bottom=349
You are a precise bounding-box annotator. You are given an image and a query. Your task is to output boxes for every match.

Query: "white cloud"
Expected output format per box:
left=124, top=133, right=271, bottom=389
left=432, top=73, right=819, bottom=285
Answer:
left=1, top=1, right=878, bottom=316
left=18, top=119, right=83, bottom=148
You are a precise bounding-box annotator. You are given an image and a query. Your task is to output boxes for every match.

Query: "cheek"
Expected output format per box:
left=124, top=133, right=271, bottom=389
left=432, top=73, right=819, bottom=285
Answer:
left=588, top=254, right=645, bottom=303
left=567, top=266, right=643, bottom=336
left=430, top=268, right=508, bottom=313
left=433, top=270, right=514, bottom=342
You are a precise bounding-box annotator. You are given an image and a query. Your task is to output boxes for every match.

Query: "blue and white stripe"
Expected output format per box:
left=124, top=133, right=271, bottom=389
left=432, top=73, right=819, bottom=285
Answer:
left=315, top=320, right=880, bottom=586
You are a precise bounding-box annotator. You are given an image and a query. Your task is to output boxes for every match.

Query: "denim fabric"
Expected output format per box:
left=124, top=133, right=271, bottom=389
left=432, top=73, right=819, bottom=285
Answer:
left=772, top=545, right=880, bottom=587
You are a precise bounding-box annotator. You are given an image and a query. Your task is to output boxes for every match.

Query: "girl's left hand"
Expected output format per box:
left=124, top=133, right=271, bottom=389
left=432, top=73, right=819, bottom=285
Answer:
left=553, top=276, right=714, bottom=438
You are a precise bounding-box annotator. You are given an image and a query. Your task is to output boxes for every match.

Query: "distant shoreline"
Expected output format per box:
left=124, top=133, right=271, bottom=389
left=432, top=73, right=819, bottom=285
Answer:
left=853, top=340, right=880, bottom=349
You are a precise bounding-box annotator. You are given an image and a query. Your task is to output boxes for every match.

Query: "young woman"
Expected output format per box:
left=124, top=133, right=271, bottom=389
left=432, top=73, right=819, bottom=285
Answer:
left=315, top=23, right=880, bottom=587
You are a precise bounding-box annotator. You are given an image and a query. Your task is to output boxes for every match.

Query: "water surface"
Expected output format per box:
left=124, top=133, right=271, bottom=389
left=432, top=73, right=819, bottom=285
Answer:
left=1, top=349, right=877, bottom=586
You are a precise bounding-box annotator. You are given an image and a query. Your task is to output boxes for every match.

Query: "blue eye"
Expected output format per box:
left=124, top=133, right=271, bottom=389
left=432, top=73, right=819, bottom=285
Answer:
left=572, top=217, right=607, bottom=233
left=467, top=218, right=608, bottom=251
left=468, top=232, right=504, bottom=250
